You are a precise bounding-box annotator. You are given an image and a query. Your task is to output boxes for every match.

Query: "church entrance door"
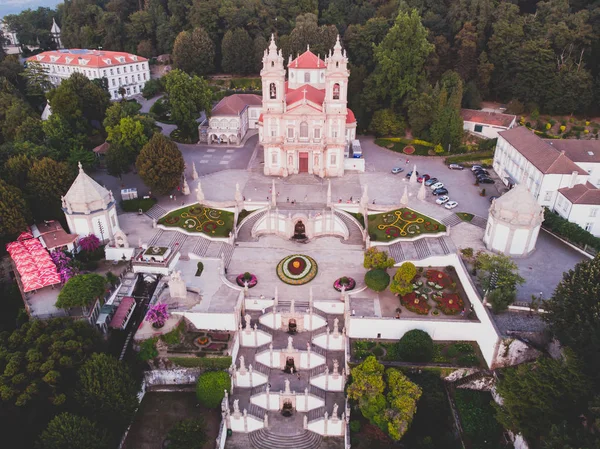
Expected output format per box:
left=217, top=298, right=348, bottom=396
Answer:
left=299, top=152, right=309, bottom=173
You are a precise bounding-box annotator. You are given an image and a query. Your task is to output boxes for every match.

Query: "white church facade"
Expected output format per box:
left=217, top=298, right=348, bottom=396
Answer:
left=258, top=36, right=357, bottom=178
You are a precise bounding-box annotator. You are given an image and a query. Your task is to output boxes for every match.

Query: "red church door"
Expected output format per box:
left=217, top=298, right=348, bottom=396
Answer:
left=299, top=152, right=309, bottom=173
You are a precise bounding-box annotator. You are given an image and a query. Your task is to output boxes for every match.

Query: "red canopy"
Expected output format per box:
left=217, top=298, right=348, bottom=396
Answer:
left=109, top=297, right=136, bottom=329
left=6, top=237, right=61, bottom=292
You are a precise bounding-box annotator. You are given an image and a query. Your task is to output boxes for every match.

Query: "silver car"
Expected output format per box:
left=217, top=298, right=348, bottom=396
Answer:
left=430, top=182, right=444, bottom=190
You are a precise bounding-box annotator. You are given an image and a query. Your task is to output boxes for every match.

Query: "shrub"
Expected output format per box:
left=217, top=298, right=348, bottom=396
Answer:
left=434, top=143, right=444, bottom=154
left=460, top=247, right=474, bottom=258
left=161, top=323, right=183, bottom=345
left=196, top=371, right=231, bottom=408
left=170, top=356, right=232, bottom=369
left=121, top=198, right=157, bottom=212
left=195, top=262, right=204, bottom=277
left=142, top=79, right=163, bottom=99
left=458, top=354, right=480, bottom=367
left=138, top=337, right=158, bottom=361
left=365, top=269, right=390, bottom=292
left=166, top=418, right=207, bottom=449
left=396, top=329, right=434, bottom=362
left=349, top=420, right=361, bottom=433
left=545, top=123, right=551, bottom=130
left=56, top=274, right=106, bottom=309
left=559, top=125, right=566, bottom=133
left=372, top=345, right=384, bottom=357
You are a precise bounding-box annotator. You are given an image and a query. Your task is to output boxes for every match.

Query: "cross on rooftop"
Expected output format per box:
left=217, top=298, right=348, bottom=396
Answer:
left=302, top=87, right=307, bottom=102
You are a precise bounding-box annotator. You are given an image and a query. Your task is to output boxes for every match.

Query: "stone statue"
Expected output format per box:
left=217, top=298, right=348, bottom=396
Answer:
left=332, top=403, right=339, bottom=420
left=244, top=314, right=252, bottom=329
left=332, top=359, right=339, bottom=375
left=284, top=379, right=291, bottom=394
left=287, top=336, right=294, bottom=351
left=168, top=270, right=186, bottom=299
left=196, top=181, right=205, bottom=203
left=182, top=176, right=190, bottom=195
left=239, top=355, right=246, bottom=372
left=333, top=318, right=340, bottom=336
left=192, top=162, right=198, bottom=180
left=233, top=399, right=240, bottom=413
left=401, top=186, right=409, bottom=205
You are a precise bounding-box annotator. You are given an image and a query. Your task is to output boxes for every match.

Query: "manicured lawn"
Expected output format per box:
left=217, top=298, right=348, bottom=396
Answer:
left=158, top=204, right=234, bottom=237
left=120, top=197, right=157, bottom=212
left=457, top=212, right=474, bottom=222
left=375, top=137, right=438, bottom=156
left=368, top=208, right=446, bottom=241
left=454, top=390, right=508, bottom=449
left=349, top=212, right=365, bottom=228
left=445, top=151, right=495, bottom=165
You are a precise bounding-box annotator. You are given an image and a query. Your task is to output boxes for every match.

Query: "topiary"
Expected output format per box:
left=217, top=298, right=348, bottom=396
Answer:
left=196, top=262, right=204, bottom=277
left=364, top=268, right=390, bottom=292
left=396, top=329, right=434, bottom=362
left=196, top=371, right=231, bottom=408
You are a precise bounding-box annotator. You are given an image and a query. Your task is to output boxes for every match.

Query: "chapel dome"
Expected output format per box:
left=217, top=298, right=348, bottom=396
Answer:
left=62, top=162, right=114, bottom=214
left=489, top=184, right=543, bottom=226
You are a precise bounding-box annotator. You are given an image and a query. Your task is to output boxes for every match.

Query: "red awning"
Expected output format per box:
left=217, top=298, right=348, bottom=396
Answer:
left=109, top=297, right=136, bottom=329
left=6, top=237, right=61, bottom=292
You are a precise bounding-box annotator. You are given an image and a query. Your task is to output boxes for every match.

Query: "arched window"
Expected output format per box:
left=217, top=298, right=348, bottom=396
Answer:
left=336, top=61, right=339, bottom=68
left=270, top=83, right=276, bottom=99
left=300, top=122, right=308, bottom=139
left=304, top=72, right=310, bottom=83
left=271, top=61, right=274, bottom=67
left=333, top=83, right=340, bottom=100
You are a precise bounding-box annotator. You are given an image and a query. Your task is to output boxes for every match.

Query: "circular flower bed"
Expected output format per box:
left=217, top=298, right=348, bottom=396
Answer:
left=197, top=336, right=209, bottom=346
left=403, top=145, right=415, bottom=155
left=434, top=293, right=464, bottom=315
left=333, top=276, right=356, bottom=292
left=400, top=292, right=431, bottom=315
left=277, top=254, right=318, bottom=285
left=236, top=272, right=258, bottom=288
left=188, top=206, right=204, bottom=215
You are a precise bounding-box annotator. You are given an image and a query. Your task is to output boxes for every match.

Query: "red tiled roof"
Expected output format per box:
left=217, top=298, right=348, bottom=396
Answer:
left=285, top=84, right=325, bottom=106
left=212, top=94, right=262, bottom=116
left=32, top=221, right=78, bottom=249
left=258, top=113, right=263, bottom=122
left=93, top=142, right=110, bottom=154
left=545, top=139, right=600, bottom=164
left=461, top=109, right=516, bottom=128
left=558, top=182, right=600, bottom=205
left=498, top=127, right=587, bottom=175
left=346, top=108, right=356, bottom=124
left=290, top=50, right=325, bottom=69
left=6, top=234, right=61, bottom=292
left=27, top=49, right=147, bottom=68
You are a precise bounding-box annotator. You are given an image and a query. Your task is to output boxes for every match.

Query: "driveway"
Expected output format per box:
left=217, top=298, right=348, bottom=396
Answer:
left=359, top=135, right=501, bottom=218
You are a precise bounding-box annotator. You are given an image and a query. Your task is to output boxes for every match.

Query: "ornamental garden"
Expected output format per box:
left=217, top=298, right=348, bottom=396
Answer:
left=157, top=203, right=234, bottom=237
left=276, top=254, right=318, bottom=285
left=368, top=208, right=446, bottom=241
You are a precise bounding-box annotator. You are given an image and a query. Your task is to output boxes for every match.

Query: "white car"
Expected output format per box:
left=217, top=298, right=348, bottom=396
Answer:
left=471, top=165, right=483, bottom=172
left=436, top=195, right=450, bottom=205
left=430, top=182, right=444, bottom=190
left=445, top=201, right=458, bottom=209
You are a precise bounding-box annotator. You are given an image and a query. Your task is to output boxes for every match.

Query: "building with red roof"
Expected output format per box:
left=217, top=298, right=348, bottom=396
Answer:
left=27, top=48, right=150, bottom=100
left=201, top=93, right=263, bottom=144
left=461, top=109, right=516, bottom=139
left=258, top=35, right=357, bottom=178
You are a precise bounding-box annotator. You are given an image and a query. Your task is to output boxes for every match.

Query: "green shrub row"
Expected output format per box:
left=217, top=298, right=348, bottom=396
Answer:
left=543, top=208, right=600, bottom=251
left=444, top=150, right=495, bottom=165
left=120, top=197, right=157, bottom=212
left=169, top=356, right=232, bottom=369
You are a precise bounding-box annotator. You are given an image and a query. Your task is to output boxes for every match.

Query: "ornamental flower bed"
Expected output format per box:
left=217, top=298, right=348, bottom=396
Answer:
left=403, top=145, right=415, bottom=154
left=400, top=292, right=431, bottom=315
left=196, top=337, right=209, bottom=345
left=208, top=332, right=230, bottom=342
left=369, top=208, right=446, bottom=242
left=203, top=343, right=228, bottom=352
left=434, top=293, right=464, bottom=315
left=158, top=203, right=234, bottom=237
left=236, top=272, right=258, bottom=288
left=426, top=269, right=453, bottom=288
left=333, top=276, right=356, bottom=292
left=277, top=254, right=318, bottom=285
left=146, top=302, right=169, bottom=328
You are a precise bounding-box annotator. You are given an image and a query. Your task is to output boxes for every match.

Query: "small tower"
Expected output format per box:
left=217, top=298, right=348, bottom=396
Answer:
left=324, top=35, right=349, bottom=116
left=260, top=34, right=285, bottom=114
left=50, top=18, right=62, bottom=49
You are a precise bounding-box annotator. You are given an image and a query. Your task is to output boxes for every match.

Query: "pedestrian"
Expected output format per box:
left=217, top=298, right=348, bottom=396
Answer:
left=181, top=201, right=184, bottom=206
left=287, top=197, right=289, bottom=202
left=372, top=199, right=376, bottom=205
left=304, top=195, right=308, bottom=201
left=174, top=195, right=177, bottom=201
left=350, top=196, right=353, bottom=202
left=243, top=196, right=246, bottom=201
left=169, top=195, right=173, bottom=200
left=406, top=159, right=409, bottom=164
left=177, top=186, right=181, bottom=192
left=339, top=198, right=342, bottom=203
left=267, top=196, right=269, bottom=201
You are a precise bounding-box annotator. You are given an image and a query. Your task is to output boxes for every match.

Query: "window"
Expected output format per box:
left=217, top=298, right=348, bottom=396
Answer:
left=136, top=64, right=139, bottom=71
left=590, top=208, right=598, bottom=217
left=269, top=83, right=276, bottom=99
left=585, top=222, right=594, bottom=232
left=103, top=70, right=106, bottom=76
left=271, top=61, right=274, bottom=67
left=544, top=191, right=552, bottom=201
left=118, top=77, right=122, bottom=85
left=333, top=83, right=340, bottom=100
left=557, top=196, right=564, bottom=208
left=123, top=66, right=127, bottom=72
left=270, top=125, right=276, bottom=137
left=271, top=153, right=278, bottom=165
left=300, top=122, right=308, bottom=139
left=314, top=128, right=321, bottom=139
left=330, top=154, right=337, bottom=165
left=143, top=73, right=147, bottom=81
left=111, top=79, right=115, bottom=86
left=110, top=69, right=114, bottom=75
left=304, top=72, right=310, bottom=83
left=125, top=76, right=128, bottom=84
left=137, top=74, right=141, bottom=81
left=474, top=124, right=483, bottom=132
left=336, top=62, right=339, bottom=68
left=117, top=68, right=120, bottom=74
left=126, top=88, right=130, bottom=95
left=287, top=127, right=294, bottom=139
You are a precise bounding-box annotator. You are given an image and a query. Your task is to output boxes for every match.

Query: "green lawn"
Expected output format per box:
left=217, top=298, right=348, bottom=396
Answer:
left=454, top=390, right=508, bottom=449
left=158, top=204, right=234, bottom=237
left=349, top=212, right=365, bottom=228
left=375, top=137, right=438, bottom=156
left=445, top=151, right=495, bottom=165
left=368, top=208, right=446, bottom=241
left=456, top=212, right=474, bottom=222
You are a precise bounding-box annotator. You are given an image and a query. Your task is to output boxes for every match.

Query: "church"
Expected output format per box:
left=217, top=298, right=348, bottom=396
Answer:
left=258, top=36, right=357, bottom=178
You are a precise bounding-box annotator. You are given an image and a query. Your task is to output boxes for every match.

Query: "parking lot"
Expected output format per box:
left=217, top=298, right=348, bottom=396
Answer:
left=360, top=135, right=503, bottom=218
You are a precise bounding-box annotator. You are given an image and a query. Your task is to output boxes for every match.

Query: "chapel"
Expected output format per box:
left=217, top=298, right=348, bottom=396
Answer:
left=258, top=35, right=357, bottom=178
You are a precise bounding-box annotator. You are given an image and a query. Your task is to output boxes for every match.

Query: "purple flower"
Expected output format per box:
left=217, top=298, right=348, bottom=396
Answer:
left=146, top=303, right=169, bottom=326
left=79, top=234, right=101, bottom=252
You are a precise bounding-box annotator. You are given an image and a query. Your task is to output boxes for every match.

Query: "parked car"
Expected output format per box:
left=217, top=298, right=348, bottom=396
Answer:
left=489, top=196, right=499, bottom=202
left=473, top=169, right=489, bottom=176
left=405, top=170, right=419, bottom=178
left=448, top=164, right=464, bottom=170
left=478, top=178, right=495, bottom=184
left=391, top=167, right=404, bottom=174
left=444, top=201, right=458, bottom=209
left=424, top=177, right=438, bottom=186
left=436, top=195, right=450, bottom=205
left=417, top=174, right=431, bottom=183
left=430, top=182, right=444, bottom=190
left=433, top=187, right=449, bottom=196
left=471, top=165, right=483, bottom=172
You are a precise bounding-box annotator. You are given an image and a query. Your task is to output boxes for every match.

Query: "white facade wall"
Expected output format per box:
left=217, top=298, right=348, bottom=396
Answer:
left=573, top=161, right=600, bottom=187
left=174, top=311, right=238, bottom=331
left=463, top=121, right=512, bottom=139
left=230, top=414, right=263, bottom=433
left=251, top=392, right=324, bottom=411
left=555, top=196, right=600, bottom=236
left=41, top=59, right=149, bottom=99
left=288, top=67, right=326, bottom=89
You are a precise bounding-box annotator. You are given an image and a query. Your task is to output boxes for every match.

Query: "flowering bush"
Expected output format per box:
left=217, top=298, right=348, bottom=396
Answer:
left=334, top=276, right=356, bottom=291
left=426, top=269, right=452, bottom=288
left=236, top=273, right=258, bottom=288
left=79, top=234, right=101, bottom=252
left=146, top=303, right=169, bottom=327
left=434, top=293, right=464, bottom=315
left=51, top=250, right=79, bottom=283
left=560, top=125, right=566, bottom=133
left=400, top=292, right=431, bottom=315
left=545, top=123, right=551, bottom=130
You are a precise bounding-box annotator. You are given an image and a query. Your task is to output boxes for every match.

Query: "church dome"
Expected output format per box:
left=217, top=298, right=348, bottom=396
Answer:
left=490, top=184, right=543, bottom=226
left=62, top=162, right=114, bottom=214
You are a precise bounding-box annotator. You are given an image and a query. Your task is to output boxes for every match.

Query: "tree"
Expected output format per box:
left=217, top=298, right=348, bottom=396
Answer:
left=348, top=356, right=421, bottom=441
left=3, top=154, right=33, bottom=191
left=430, top=71, right=464, bottom=151
left=407, top=91, right=436, bottom=139
left=42, top=114, right=88, bottom=160
left=475, top=251, right=525, bottom=293
left=166, top=418, right=207, bottom=449
left=21, top=61, right=52, bottom=101
left=369, top=109, right=405, bottom=137
left=67, top=146, right=96, bottom=172
left=364, top=269, right=391, bottom=292
left=0, top=179, right=30, bottom=239
left=196, top=371, right=230, bottom=408
left=106, top=117, right=149, bottom=163
left=363, top=247, right=395, bottom=270
left=38, top=413, right=111, bottom=449
left=172, top=27, right=214, bottom=76
left=136, top=133, right=184, bottom=195
left=163, top=69, right=212, bottom=135
left=390, top=262, right=417, bottom=296
left=103, top=101, right=145, bottom=130
left=367, top=8, right=434, bottom=111
left=221, top=28, right=254, bottom=75
left=396, top=329, right=434, bottom=362
left=26, top=157, right=74, bottom=221
left=487, top=286, right=517, bottom=313
left=454, top=22, right=479, bottom=82
left=494, top=353, right=591, bottom=443
left=75, top=353, right=138, bottom=433
left=105, top=145, right=131, bottom=178
left=56, top=274, right=106, bottom=309
left=544, top=256, right=600, bottom=381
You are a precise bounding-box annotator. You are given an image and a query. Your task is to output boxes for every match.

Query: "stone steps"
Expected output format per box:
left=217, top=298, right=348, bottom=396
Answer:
left=334, top=211, right=364, bottom=245
left=248, top=428, right=323, bottom=449
left=442, top=213, right=463, bottom=227
left=388, top=242, right=405, bottom=262
left=191, top=238, right=211, bottom=257
left=471, top=215, right=488, bottom=229
left=413, top=239, right=431, bottom=259
left=145, top=204, right=167, bottom=220
left=237, top=209, right=268, bottom=242
left=147, top=229, right=163, bottom=246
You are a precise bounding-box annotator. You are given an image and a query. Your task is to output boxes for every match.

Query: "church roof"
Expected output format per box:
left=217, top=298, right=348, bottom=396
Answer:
left=211, top=94, right=262, bottom=117
left=63, top=163, right=113, bottom=214
left=346, top=108, right=356, bottom=124
left=290, top=50, right=325, bottom=69
left=286, top=84, right=325, bottom=106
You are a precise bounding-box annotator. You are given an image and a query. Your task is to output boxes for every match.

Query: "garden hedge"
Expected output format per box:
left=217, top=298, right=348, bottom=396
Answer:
left=170, top=356, right=232, bottom=369
left=364, top=268, right=390, bottom=292
left=543, top=207, right=600, bottom=251
left=121, top=198, right=157, bottom=212
left=196, top=370, right=231, bottom=408
left=396, top=329, right=434, bottom=362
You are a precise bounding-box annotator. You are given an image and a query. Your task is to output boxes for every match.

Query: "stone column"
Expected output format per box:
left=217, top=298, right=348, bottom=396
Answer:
left=327, top=179, right=332, bottom=207
left=243, top=409, right=248, bottom=432
left=249, top=364, right=253, bottom=388
left=304, top=387, right=309, bottom=411
left=254, top=324, right=258, bottom=346
left=269, top=343, right=274, bottom=367
left=266, top=383, right=271, bottom=409
left=324, top=412, right=329, bottom=436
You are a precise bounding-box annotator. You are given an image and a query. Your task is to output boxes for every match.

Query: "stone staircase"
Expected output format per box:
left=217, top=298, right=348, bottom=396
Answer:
left=205, top=241, right=224, bottom=258
left=145, top=204, right=167, bottom=220
left=413, top=239, right=431, bottom=259
left=237, top=209, right=268, bottom=242
left=439, top=236, right=452, bottom=255
left=219, top=243, right=235, bottom=268
left=191, top=238, right=211, bottom=257
left=147, top=229, right=163, bottom=246
left=248, top=427, right=323, bottom=449
left=442, top=213, right=463, bottom=227
left=334, top=211, right=364, bottom=246
left=471, top=215, right=488, bottom=229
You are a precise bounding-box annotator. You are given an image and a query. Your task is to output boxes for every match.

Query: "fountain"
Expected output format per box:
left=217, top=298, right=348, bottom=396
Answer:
left=292, top=220, right=307, bottom=241
left=281, top=400, right=294, bottom=417
left=288, top=318, right=297, bottom=334
left=283, top=356, right=296, bottom=374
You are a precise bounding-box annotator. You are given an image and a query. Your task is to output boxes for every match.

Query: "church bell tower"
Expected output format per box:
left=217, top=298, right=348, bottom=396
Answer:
left=260, top=34, right=285, bottom=115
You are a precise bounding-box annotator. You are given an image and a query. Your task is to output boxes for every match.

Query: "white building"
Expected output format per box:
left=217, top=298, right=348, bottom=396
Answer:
left=203, top=94, right=262, bottom=144
left=461, top=109, right=516, bottom=139
left=27, top=49, right=150, bottom=100
left=62, top=162, right=121, bottom=244
left=484, top=184, right=543, bottom=257
left=258, top=36, right=357, bottom=177
left=494, top=126, right=600, bottom=236
left=1, top=21, right=21, bottom=55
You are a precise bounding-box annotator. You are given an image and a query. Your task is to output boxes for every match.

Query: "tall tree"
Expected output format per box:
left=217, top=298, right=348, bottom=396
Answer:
left=454, top=21, right=478, bottom=82
left=0, top=179, right=30, bottom=239
left=136, top=133, right=184, bottom=195
left=430, top=71, right=464, bottom=151
left=38, top=413, right=111, bottom=449
left=172, top=27, right=215, bottom=76
left=164, top=69, right=212, bottom=134
left=26, top=157, right=74, bottom=221
left=21, top=61, right=52, bottom=103
left=221, top=28, right=254, bottom=75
